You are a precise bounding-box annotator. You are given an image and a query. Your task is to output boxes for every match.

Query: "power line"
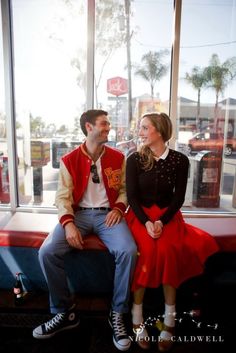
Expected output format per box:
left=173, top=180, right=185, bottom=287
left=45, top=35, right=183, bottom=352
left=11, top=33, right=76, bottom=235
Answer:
left=182, top=40, right=236, bottom=48
left=133, top=37, right=236, bottom=49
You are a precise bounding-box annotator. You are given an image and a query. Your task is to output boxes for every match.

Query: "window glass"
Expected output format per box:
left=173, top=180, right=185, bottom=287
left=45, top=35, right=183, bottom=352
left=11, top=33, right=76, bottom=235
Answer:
left=12, top=0, right=87, bottom=207
left=178, top=0, right=236, bottom=212
left=94, top=0, right=173, bottom=155
left=0, top=5, right=10, bottom=205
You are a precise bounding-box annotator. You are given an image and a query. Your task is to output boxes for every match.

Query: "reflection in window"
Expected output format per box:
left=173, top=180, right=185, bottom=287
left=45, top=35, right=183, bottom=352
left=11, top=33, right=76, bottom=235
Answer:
left=178, top=0, right=236, bottom=212
left=12, top=0, right=87, bottom=207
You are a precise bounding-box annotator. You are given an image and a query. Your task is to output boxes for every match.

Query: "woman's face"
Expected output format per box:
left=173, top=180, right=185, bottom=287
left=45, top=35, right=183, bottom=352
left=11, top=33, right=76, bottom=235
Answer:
left=139, top=117, right=162, bottom=147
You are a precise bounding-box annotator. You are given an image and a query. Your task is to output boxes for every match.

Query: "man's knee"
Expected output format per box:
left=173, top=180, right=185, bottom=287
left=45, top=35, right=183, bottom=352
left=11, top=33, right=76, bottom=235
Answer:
left=118, top=239, right=137, bottom=259
left=38, top=242, right=51, bottom=264
left=127, top=241, right=137, bottom=256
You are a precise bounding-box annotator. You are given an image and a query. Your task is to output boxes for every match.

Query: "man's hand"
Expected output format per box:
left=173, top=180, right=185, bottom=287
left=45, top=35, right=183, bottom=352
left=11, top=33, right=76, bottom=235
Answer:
left=65, top=222, right=84, bottom=249
left=105, top=209, right=122, bottom=227
left=145, top=220, right=162, bottom=239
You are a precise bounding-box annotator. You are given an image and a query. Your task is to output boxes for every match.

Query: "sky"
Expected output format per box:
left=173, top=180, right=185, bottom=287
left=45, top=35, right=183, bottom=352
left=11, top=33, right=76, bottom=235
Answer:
left=0, top=0, right=236, bottom=129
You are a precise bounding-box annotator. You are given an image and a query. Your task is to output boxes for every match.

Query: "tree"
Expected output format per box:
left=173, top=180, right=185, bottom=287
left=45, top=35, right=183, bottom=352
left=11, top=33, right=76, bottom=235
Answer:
left=73, top=115, right=80, bottom=137
left=71, top=49, right=86, bottom=98
left=30, top=115, right=45, bottom=138
left=45, top=123, right=57, bottom=137
left=134, top=50, right=169, bottom=100
left=205, top=54, right=236, bottom=114
left=94, top=0, right=127, bottom=107
left=0, top=112, right=6, bottom=138
left=56, top=124, right=68, bottom=135
left=69, top=1, right=128, bottom=107
left=185, top=66, right=208, bottom=130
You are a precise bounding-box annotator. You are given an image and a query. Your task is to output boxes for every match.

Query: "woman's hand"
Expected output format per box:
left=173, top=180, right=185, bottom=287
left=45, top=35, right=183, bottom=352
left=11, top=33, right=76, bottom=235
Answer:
left=154, top=220, right=163, bottom=236
left=145, top=220, right=162, bottom=239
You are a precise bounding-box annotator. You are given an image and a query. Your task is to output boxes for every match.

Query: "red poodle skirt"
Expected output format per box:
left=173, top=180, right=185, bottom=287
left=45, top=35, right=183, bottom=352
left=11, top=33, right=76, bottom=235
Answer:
left=125, top=205, right=219, bottom=291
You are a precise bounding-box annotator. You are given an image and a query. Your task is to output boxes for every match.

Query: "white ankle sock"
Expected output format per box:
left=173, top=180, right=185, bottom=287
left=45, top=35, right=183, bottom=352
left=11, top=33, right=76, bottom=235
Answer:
left=131, top=303, right=143, bottom=325
left=160, top=304, right=176, bottom=341
left=164, top=304, right=176, bottom=327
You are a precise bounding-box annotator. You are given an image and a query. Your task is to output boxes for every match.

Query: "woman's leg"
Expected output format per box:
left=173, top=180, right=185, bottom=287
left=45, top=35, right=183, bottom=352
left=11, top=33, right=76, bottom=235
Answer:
left=162, top=284, right=176, bottom=329
left=163, top=284, right=176, bottom=306
left=132, top=287, right=145, bottom=324
left=134, top=287, right=146, bottom=305
left=132, top=287, right=150, bottom=350
left=158, top=284, right=176, bottom=352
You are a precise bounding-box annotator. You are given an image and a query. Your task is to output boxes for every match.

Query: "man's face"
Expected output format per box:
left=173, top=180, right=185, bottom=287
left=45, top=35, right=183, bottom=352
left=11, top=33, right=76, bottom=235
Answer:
left=87, top=115, right=111, bottom=144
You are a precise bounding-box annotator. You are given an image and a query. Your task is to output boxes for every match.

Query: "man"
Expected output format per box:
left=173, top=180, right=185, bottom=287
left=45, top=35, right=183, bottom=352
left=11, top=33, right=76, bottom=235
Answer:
left=32, top=109, right=137, bottom=351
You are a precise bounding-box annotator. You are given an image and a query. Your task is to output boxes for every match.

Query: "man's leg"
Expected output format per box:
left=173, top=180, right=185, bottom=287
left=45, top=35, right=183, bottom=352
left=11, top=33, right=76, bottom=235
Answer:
left=95, top=216, right=137, bottom=313
left=33, top=223, right=80, bottom=339
left=94, top=211, right=137, bottom=351
left=38, top=223, right=73, bottom=313
left=38, top=212, right=93, bottom=313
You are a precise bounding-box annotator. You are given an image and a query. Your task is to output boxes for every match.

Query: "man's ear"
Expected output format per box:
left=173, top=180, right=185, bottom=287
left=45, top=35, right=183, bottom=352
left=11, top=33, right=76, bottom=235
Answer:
left=85, top=122, right=93, bottom=133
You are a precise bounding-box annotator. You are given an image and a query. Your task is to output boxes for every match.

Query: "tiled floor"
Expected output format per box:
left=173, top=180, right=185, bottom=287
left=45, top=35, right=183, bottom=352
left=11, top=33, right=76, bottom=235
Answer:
left=0, top=286, right=233, bottom=353
left=0, top=312, right=232, bottom=353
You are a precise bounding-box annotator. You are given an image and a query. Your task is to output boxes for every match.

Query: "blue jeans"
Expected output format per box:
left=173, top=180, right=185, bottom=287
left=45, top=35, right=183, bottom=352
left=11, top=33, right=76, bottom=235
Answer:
left=38, top=209, right=137, bottom=314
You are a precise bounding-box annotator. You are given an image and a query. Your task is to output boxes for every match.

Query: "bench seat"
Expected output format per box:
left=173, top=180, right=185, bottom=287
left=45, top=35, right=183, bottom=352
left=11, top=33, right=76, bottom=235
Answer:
left=0, top=231, right=114, bottom=293
left=0, top=216, right=236, bottom=295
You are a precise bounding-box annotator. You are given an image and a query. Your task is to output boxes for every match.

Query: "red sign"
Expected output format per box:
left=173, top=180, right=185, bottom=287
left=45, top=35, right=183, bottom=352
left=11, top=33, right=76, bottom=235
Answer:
left=107, top=77, right=128, bottom=96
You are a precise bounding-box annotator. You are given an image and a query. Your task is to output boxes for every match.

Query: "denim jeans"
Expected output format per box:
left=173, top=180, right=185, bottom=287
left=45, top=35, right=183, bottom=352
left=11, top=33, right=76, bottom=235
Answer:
left=38, top=209, right=137, bottom=314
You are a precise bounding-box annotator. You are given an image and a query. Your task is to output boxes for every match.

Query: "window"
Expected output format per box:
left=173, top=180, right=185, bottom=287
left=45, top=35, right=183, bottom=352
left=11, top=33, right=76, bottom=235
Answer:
left=11, top=0, right=87, bottom=207
left=1, top=0, right=236, bottom=215
left=178, top=0, right=236, bottom=212
left=0, top=5, right=9, bottom=205
left=94, top=0, right=172, bottom=147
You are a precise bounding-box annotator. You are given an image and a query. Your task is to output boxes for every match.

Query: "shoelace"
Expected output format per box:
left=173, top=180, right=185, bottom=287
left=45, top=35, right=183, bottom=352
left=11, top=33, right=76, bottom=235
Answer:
left=45, top=312, right=65, bottom=331
left=111, top=313, right=127, bottom=337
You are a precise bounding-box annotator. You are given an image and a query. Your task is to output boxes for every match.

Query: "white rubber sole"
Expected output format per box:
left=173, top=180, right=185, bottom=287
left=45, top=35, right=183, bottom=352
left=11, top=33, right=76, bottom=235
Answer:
left=108, top=317, right=131, bottom=351
left=33, top=320, right=80, bottom=339
left=112, top=336, right=131, bottom=351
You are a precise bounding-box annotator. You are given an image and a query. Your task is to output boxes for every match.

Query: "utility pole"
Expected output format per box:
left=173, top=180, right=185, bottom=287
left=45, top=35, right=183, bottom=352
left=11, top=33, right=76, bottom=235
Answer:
left=125, top=0, right=132, bottom=126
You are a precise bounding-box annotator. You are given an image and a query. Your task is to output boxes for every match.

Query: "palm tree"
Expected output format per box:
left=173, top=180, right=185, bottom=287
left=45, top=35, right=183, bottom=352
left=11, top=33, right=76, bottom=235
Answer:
left=205, top=54, right=236, bottom=113
left=135, top=50, right=169, bottom=101
left=185, top=66, right=208, bottom=130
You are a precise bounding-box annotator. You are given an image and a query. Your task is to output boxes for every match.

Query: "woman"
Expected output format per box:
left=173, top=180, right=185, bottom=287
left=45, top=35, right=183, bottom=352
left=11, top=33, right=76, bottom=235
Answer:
left=125, top=112, right=219, bottom=351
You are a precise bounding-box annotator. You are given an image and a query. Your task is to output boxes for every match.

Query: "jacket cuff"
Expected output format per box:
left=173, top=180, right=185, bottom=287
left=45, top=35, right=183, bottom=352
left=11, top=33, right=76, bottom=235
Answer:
left=113, top=202, right=126, bottom=215
left=60, top=215, right=75, bottom=228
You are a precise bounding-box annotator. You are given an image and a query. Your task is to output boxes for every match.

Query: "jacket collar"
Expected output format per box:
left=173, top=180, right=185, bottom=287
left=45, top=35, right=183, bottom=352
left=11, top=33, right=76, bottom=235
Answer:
left=80, top=141, right=106, bottom=160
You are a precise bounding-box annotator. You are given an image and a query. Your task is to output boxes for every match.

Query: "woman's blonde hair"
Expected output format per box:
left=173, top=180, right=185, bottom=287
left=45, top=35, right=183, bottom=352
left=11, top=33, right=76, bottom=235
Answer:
left=139, top=112, right=172, bottom=171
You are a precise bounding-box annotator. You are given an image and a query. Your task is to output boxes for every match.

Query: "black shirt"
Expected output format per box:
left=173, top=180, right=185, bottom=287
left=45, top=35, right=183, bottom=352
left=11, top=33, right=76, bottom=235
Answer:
left=126, top=149, right=189, bottom=225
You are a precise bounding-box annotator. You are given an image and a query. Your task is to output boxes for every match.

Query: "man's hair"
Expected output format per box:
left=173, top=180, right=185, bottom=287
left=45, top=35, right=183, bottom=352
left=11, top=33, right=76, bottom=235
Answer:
left=80, top=109, right=108, bottom=136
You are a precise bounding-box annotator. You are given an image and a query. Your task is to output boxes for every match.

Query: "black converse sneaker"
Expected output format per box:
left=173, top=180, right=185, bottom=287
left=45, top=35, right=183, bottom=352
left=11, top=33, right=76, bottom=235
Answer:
left=108, top=311, right=131, bottom=351
left=33, top=305, right=80, bottom=339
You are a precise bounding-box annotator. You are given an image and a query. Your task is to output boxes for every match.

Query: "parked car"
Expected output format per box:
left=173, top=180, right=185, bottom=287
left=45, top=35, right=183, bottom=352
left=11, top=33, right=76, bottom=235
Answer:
left=186, top=132, right=236, bottom=156
left=116, top=139, right=137, bottom=157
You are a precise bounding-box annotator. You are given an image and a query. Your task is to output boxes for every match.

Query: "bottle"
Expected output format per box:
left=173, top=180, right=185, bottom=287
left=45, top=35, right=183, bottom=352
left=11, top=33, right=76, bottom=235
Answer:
left=13, top=272, right=24, bottom=306
left=190, top=292, right=201, bottom=318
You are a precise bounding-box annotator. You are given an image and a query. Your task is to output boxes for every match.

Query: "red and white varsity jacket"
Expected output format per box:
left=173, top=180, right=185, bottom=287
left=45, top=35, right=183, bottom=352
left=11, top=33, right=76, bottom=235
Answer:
left=55, top=143, right=127, bottom=227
